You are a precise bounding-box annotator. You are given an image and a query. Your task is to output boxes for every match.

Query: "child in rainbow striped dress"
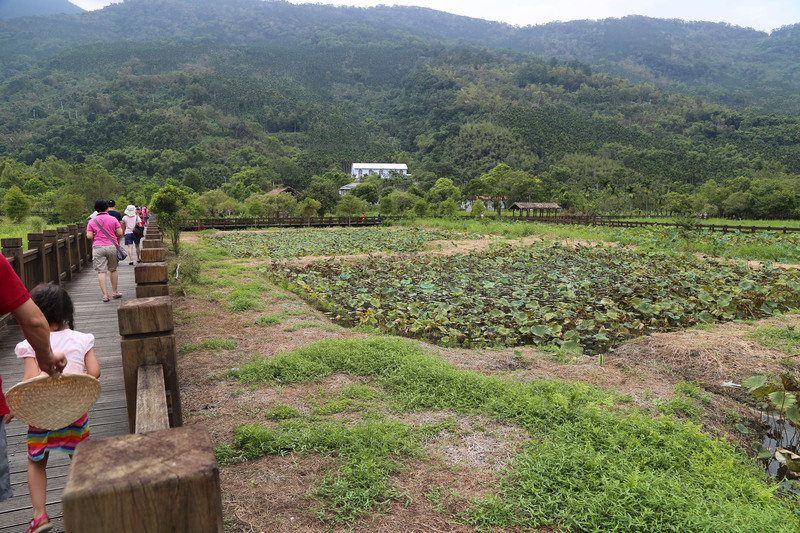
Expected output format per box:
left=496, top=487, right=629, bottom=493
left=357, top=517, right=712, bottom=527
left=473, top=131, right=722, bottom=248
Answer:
left=8, top=284, right=100, bottom=533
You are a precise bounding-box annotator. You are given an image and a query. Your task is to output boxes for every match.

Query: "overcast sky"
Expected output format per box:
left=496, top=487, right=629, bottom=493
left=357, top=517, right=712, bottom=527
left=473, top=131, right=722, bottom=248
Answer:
left=70, top=0, right=800, bottom=33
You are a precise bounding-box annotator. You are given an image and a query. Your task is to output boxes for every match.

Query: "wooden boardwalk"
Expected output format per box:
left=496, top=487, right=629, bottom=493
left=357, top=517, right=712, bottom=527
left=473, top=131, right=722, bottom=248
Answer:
left=0, top=262, right=135, bottom=532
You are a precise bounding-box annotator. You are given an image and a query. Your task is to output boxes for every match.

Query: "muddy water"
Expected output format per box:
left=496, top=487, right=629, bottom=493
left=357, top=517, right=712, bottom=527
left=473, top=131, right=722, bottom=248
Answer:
left=760, top=411, right=800, bottom=491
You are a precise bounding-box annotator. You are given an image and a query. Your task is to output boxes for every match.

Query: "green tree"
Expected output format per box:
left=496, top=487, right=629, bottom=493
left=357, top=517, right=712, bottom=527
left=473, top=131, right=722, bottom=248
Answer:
left=661, top=191, right=693, bottom=216
left=303, top=177, right=341, bottom=215
left=386, top=190, right=420, bottom=213
left=4, top=186, right=31, bottom=222
left=471, top=198, right=486, bottom=218
left=298, top=197, right=321, bottom=226
left=413, top=199, right=429, bottom=217
left=336, top=195, right=367, bottom=225
left=470, top=164, right=539, bottom=215
left=245, top=197, right=266, bottom=217
left=440, top=197, right=458, bottom=217
left=379, top=195, right=394, bottom=215
left=197, top=189, right=235, bottom=214
left=426, top=178, right=461, bottom=204
left=352, top=182, right=379, bottom=204
left=150, top=185, right=192, bottom=254
left=24, top=177, right=47, bottom=197
left=261, top=193, right=298, bottom=218
left=55, top=193, right=86, bottom=223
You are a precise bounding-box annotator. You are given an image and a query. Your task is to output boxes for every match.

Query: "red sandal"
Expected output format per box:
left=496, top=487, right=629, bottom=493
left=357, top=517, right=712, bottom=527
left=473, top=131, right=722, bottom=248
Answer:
left=26, top=513, right=52, bottom=533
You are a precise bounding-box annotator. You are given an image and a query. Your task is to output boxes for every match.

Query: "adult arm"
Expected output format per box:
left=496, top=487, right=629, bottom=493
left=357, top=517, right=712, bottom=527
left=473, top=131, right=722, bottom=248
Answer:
left=86, top=218, right=95, bottom=240
left=11, top=299, right=66, bottom=375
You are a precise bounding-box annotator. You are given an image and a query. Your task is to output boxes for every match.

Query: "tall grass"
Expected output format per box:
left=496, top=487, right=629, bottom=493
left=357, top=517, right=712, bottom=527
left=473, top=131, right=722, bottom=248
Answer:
left=227, top=336, right=798, bottom=531
left=0, top=218, right=57, bottom=249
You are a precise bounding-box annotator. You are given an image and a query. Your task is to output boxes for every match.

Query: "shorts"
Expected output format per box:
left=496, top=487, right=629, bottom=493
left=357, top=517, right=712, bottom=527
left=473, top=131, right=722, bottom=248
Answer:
left=28, top=413, right=90, bottom=462
left=124, top=233, right=140, bottom=245
left=0, top=423, right=12, bottom=502
left=93, top=245, right=119, bottom=272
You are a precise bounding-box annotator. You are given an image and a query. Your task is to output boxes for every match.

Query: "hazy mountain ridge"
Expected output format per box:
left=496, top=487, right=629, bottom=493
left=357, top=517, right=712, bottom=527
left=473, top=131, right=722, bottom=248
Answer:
left=1, top=0, right=798, bottom=112
left=0, top=0, right=83, bottom=19
left=1, top=0, right=800, bottom=219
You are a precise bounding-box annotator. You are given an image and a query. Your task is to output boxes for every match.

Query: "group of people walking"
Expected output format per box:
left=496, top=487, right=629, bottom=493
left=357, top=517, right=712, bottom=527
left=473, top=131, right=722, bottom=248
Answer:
left=0, top=198, right=152, bottom=531
left=0, top=198, right=153, bottom=531
left=2, top=258, right=99, bottom=532
left=86, top=199, right=148, bottom=302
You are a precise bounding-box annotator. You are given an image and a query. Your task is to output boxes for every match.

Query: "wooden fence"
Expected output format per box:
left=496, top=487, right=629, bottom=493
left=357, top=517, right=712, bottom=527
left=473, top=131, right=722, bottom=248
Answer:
left=185, top=214, right=394, bottom=230
left=187, top=213, right=800, bottom=235
left=61, top=221, right=223, bottom=532
left=1, top=224, right=92, bottom=291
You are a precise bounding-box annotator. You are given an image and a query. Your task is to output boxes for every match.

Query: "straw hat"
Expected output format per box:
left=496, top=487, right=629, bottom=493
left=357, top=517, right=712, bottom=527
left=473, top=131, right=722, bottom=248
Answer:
left=124, top=204, right=136, bottom=217
left=6, top=373, right=101, bottom=430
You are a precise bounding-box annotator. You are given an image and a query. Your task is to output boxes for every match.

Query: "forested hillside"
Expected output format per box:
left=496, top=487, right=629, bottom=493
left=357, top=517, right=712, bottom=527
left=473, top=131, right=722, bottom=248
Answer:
left=1, top=0, right=800, bottom=221
left=0, top=0, right=83, bottom=19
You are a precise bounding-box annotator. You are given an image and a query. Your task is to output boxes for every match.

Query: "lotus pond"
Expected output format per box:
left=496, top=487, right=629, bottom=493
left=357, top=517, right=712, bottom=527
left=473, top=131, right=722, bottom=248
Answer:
left=205, top=227, right=483, bottom=259
left=271, top=242, right=800, bottom=353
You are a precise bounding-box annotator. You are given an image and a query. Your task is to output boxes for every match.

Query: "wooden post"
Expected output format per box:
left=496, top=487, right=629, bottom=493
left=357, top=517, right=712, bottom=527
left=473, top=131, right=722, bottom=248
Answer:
left=58, top=226, right=73, bottom=280
left=68, top=224, right=81, bottom=268
left=134, top=261, right=169, bottom=297
left=78, top=222, right=91, bottom=264
left=27, top=232, right=47, bottom=287
left=140, top=247, right=167, bottom=263
left=1, top=238, right=25, bottom=287
left=141, top=238, right=164, bottom=249
left=117, top=296, right=182, bottom=432
left=62, top=425, right=223, bottom=532
left=43, top=229, right=61, bottom=285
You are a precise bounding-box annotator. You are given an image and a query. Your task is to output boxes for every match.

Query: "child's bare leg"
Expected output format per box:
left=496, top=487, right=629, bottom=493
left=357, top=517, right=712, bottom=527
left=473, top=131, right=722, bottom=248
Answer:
left=27, top=453, right=49, bottom=520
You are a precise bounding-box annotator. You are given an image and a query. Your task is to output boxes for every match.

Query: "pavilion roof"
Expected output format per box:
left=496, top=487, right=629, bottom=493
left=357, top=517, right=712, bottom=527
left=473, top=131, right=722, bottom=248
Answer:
left=509, top=202, right=561, bottom=209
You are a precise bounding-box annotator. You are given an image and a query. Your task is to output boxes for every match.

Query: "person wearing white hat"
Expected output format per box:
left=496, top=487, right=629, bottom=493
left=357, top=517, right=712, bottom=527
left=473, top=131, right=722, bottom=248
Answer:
left=121, top=205, right=143, bottom=265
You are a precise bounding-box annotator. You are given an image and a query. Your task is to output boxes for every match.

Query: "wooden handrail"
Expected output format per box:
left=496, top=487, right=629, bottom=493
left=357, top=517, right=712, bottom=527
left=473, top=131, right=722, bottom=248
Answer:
left=135, top=364, right=170, bottom=433
left=184, top=214, right=401, bottom=230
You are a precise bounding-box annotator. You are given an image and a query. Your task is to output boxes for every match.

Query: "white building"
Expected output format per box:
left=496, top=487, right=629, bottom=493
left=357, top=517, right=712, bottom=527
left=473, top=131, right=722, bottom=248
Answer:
left=351, top=163, right=409, bottom=179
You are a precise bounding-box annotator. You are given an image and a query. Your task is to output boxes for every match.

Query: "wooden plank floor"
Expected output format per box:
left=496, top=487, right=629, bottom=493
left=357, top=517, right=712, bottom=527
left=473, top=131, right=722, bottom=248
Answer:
left=0, top=262, right=136, bottom=532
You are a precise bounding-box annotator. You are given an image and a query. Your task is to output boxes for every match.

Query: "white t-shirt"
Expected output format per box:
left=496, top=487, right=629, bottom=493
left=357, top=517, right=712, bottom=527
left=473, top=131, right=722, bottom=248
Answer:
left=16, top=328, right=94, bottom=375
left=121, top=214, right=141, bottom=235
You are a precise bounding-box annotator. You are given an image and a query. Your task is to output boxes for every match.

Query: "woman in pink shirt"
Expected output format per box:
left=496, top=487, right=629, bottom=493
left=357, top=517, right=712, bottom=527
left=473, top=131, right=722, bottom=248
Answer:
left=86, top=199, right=123, bottom=302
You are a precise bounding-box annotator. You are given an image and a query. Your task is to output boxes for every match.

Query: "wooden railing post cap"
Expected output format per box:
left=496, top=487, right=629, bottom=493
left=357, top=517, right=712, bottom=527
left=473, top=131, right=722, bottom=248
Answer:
left=117, top=296, right=174, bottom=336
left=62, top=426, right=223, bottom=533
left=1, top=237, right=22, bottom=248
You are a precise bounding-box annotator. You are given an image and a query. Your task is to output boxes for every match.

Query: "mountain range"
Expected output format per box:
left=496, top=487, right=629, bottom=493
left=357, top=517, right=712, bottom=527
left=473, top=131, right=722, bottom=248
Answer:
left=0, top=0, right=83, bottom=19
left=2, top=0, right=799, bottom=113
left=1, top=0, right=799, bottom=220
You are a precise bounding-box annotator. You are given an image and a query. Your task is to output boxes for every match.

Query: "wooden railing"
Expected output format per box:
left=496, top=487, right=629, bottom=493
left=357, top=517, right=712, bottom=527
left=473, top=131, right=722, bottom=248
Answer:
left=1, top=223, right=91, bottom=291
left=185, top=214, right=400, bottom=230
left=62, top=221, right=223, bottom=532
